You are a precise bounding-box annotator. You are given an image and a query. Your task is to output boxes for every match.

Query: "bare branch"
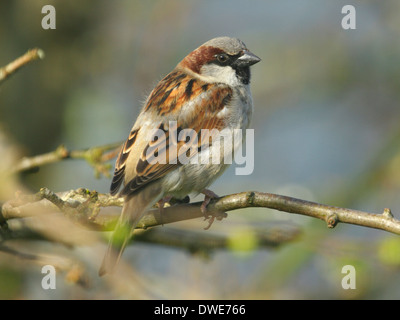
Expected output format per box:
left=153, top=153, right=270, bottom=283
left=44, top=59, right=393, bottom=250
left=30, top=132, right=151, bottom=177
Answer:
left=11, top=142, right=122, bottom=178
left=2, top=188, right=400, bottom=237
left=1, top=188, right=300, bottom=256
left=134, top=225, right=301, bottom=253
left=0, top=48, right=45, bottom=84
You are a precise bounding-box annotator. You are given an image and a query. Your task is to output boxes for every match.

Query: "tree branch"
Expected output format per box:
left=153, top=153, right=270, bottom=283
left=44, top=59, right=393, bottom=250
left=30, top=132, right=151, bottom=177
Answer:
left=0, top=48, right=45, bottom=84
left=11, top=142, right=122, bottom=178
left=0, top=188, right=300, bottom=254
left=2, top=188, right=400, bottom=236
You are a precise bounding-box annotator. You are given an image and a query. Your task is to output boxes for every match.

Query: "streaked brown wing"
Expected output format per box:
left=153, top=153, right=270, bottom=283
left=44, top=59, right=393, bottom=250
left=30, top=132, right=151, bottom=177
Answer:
left=110, top=129, right=138, bottom=195
left=111, top=69, right=233, bottom=198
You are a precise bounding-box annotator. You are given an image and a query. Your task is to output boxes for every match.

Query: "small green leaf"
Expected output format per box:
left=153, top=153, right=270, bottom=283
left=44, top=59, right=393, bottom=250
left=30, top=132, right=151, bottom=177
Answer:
left=378, top=237, right=400, bottom=266
left=227, top=227, right=258, bottom=256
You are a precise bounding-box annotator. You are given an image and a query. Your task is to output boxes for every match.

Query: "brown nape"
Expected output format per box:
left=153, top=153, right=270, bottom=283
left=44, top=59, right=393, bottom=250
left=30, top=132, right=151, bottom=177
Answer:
left=179, top=46, right=224, bottom=74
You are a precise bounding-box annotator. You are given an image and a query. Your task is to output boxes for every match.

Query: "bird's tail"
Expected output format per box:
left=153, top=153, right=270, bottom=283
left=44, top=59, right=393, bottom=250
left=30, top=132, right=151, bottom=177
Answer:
left=98, top=185, right=161, bottom=276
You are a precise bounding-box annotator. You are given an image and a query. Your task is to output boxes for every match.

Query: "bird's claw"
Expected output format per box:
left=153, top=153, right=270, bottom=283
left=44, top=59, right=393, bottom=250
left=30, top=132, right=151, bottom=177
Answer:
left=200, top=189, right=219, bottom=213
left=156, top=196, right=173, bottom=226
left=200, top=189, right=226, bottom=230
left=203, top=211, right=227, bottom=230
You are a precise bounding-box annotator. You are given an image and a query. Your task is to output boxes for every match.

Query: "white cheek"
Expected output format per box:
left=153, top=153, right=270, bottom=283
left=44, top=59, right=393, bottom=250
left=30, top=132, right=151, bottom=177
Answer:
left=200, top=64, right=241, bottom=87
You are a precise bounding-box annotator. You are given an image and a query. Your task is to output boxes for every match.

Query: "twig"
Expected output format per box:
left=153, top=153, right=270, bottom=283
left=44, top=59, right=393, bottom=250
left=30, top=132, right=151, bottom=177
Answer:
left=3, top=218, right=299, bottom=253
left=1, top=189, right=300, bottom=254
left=0, top=48, right=45, bottom=84
left=134, top=225, right=301, bottom=253
left=2, top=189, right=400, bottom=236
left=12, top=142, right=122, bottom=178
left=0, top=244, right=90, bottom=288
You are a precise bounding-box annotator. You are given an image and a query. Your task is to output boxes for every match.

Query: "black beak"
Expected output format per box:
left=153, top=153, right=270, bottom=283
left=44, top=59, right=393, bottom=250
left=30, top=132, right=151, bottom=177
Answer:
left=233, top=50, right=261, bottom=68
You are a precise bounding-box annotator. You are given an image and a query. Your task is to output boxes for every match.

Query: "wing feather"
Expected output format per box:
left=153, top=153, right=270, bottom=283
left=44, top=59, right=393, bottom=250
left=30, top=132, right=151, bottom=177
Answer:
left=110, top=129, right=138, bottom=195
left=111, top=69, right=233, bottom=198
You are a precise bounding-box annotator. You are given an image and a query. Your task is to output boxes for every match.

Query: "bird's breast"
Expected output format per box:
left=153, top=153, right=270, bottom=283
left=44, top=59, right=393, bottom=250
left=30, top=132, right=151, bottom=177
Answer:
left=217, top=84, right=253, bottom=131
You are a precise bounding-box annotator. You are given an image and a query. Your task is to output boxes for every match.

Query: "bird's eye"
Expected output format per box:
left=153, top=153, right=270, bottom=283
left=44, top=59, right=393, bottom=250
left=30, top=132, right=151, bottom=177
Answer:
left=216, top=53, right=229, bottom=63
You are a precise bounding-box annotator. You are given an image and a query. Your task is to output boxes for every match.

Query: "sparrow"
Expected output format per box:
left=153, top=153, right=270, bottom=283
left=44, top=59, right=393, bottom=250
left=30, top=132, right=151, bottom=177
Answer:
left=99, top=36, right=260, bottom=276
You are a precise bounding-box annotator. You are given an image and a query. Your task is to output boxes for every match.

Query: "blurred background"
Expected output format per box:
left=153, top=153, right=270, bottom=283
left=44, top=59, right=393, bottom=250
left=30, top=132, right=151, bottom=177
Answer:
left=1, top=0, right=400, bottom=299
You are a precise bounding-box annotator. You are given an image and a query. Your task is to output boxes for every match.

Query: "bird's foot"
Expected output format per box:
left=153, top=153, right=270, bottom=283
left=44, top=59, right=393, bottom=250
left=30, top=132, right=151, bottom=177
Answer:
left=200, top=189, right=219, bottom=213
left=156, top=196, right=173, bottom=226
left=200, top=189, right=227, bottom=230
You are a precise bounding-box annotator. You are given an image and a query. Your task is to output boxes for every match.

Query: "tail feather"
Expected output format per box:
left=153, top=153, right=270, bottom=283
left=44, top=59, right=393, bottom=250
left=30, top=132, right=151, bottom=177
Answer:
left=99, top=185, right=161, bottom=276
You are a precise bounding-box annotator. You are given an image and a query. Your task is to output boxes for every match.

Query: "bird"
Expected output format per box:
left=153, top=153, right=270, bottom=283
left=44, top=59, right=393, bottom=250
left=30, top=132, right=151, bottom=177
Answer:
left=99, top=36, right=260, bottom=276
